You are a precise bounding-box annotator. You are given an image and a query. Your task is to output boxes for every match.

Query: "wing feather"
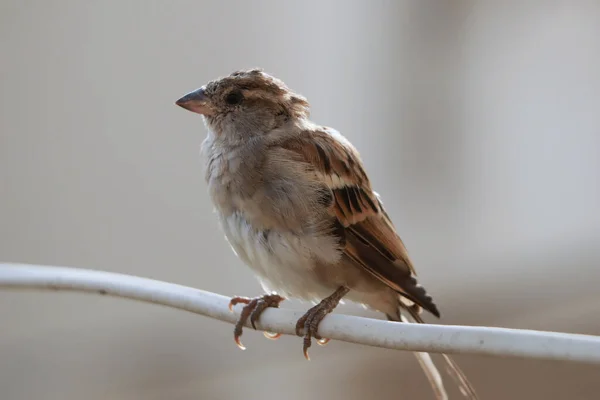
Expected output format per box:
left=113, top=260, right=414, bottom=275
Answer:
left=279, top=127, right=439, bottom=317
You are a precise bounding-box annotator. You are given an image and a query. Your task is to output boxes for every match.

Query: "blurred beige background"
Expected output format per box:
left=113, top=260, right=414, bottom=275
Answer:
left=1, top=1, right=600, bottom=399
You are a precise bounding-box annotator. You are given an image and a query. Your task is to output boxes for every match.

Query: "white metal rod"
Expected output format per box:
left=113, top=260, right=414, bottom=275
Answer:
left=1, top=263, right=599, bottom=364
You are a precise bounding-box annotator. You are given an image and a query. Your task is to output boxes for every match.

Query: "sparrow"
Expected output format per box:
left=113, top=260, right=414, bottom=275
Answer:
left=176, top=69, right=477, bottom=399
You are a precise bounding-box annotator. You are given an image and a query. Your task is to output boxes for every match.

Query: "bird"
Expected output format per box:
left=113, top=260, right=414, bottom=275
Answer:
left=175, top=68, right=478, bottom=399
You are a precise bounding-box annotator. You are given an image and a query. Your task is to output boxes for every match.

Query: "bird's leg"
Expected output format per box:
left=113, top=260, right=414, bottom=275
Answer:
left=228, top=293, right=285, bottom=350
left=295, top=286, right=350, bottom=360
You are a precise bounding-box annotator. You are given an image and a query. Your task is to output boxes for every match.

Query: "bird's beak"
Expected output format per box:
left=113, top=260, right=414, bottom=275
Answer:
left=175, top=87, right=213, bottom=115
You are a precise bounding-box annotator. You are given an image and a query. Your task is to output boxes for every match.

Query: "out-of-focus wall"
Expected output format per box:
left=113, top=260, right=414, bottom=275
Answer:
left=1, top=1, right=599, bottom=399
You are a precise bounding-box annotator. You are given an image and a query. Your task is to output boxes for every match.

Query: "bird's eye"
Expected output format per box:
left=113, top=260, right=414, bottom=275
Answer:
left=225, top=90, right=244, bottom=105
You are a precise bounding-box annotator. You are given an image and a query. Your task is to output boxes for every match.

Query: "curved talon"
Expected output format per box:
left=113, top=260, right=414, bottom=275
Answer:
left=295, top=287, right=349, bottom=360
left=303, top=334, right=312, bottom=360
left=263, top=331, right=282, bottom=340
left=229, top=296, right=251, bottom=312
left=234, top=335, right=246, bottom=350
left=230, top=294, right=285, bottom=350
left=298, top=308, right=322, bottom=360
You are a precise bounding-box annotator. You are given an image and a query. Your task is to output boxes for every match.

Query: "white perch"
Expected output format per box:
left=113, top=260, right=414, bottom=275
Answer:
left=1, top=263, right=599, bottom=365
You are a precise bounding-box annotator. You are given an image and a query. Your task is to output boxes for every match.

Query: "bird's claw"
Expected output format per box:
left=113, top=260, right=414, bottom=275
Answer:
left=296, top=306, right=330, bottom=360
left=234, top=334, right=246, bottom=350
left=263, top=331, right=282, bottom=340
left=295, top=287, right=348, bottom=360
left=229, top=294, right=285, bottom=350
left=228, top=296, right=251, bottom=312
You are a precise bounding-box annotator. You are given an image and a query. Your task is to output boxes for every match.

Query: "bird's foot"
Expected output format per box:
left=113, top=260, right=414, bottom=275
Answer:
left=228, top=294, right=285, bottom=350
left=295, top=287, right=349, bottom=360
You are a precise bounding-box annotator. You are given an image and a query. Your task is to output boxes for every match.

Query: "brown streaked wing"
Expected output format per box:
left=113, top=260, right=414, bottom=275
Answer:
left=279, top=129, right=439, bottom=317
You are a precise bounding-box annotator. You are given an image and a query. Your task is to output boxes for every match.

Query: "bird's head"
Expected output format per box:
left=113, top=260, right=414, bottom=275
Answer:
left=176, top=69, right=310, bottom=139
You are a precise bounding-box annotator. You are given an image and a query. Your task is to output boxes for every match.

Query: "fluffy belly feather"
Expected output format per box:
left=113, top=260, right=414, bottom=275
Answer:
left=219, top=212, right=341, bottom=301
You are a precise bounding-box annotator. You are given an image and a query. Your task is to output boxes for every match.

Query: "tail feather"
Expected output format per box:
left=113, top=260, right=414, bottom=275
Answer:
left=401, top=307, right=479, bottom=400
left=399, top=313, right=449, bottom=400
